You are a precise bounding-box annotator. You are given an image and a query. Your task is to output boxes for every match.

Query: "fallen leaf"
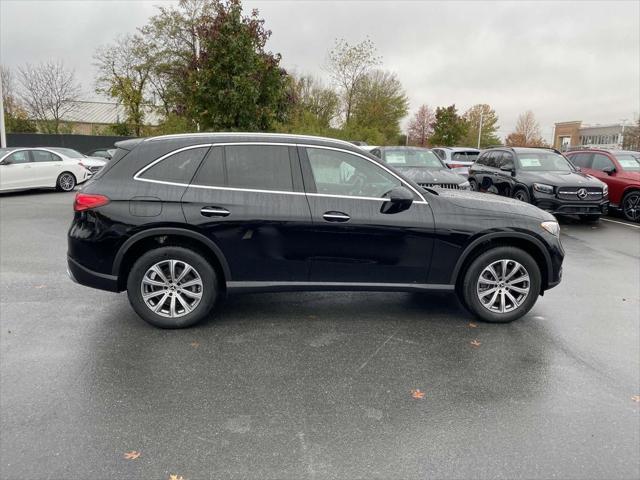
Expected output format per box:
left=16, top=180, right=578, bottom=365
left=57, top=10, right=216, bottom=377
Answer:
left=622, top=298, right=626, bottom=302
left=190, top=341, right=200, bottom=348
left=470, top=339, right=481, bottom=348
left=411, top=389, right=425, bottom=399
left=169, top=475, right=185, bottom=480
left=123, top=451, right=141, bottom=460
left=632, top=395, right=640, bottom=403
left=467, top=322, right=478, bottom=328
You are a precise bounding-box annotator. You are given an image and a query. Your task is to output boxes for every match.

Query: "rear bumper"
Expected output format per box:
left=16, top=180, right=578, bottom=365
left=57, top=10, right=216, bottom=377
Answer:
left=67, top=256, right=119, bottom=292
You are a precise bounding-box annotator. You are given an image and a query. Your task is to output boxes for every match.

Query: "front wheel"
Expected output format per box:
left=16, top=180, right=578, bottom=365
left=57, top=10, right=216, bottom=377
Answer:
left=513, top=188, right=531, bottom=203
left=126, top=247, right=218, bottom=328
left=468, top=178, right=478, bottom=191
left=461, top=247, right=541, bottom=323
left=56, top=172, right=76, bottom=192
left=622, top=191, right=640, bottom=222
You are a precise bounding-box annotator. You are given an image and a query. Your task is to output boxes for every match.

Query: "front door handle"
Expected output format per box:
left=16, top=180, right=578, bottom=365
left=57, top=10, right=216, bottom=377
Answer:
left=200, top=207, right=230, bottom=217
left=322, top=211, right=350, bottom=222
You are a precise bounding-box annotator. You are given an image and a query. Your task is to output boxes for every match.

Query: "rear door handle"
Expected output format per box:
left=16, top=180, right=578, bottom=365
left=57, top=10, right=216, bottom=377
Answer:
left=322, top=211, right=350, bottom=222
left=200, top=207, right=230, bottom=217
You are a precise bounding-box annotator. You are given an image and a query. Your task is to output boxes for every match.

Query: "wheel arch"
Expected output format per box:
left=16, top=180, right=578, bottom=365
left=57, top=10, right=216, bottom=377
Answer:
left=451, top=232, right=552, bottom=292
left=113, top=228, right=231, bottom=292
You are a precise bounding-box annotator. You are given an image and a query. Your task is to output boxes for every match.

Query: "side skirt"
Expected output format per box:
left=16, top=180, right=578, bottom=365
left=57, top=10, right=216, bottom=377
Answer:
left=226, top=281, right=455, bottom=294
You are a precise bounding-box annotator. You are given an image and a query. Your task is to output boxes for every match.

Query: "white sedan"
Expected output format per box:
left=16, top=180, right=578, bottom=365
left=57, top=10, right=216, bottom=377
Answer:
left=0, top=147, right=92, bottom=193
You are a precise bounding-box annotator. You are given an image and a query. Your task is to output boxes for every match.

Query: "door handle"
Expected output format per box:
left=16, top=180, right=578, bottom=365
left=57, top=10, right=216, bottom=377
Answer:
left=322, top=211, right=350, bottom=222
left=200, top=207, right=230, bottom=217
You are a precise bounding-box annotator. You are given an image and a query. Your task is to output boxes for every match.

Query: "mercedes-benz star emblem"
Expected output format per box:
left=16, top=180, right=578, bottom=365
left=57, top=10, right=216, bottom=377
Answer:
left=577, top=188, right=588, bottom=199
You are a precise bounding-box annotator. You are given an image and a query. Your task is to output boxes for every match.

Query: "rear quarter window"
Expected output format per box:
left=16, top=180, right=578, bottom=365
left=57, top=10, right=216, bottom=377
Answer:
left=138, top=147, right=209, bottom=184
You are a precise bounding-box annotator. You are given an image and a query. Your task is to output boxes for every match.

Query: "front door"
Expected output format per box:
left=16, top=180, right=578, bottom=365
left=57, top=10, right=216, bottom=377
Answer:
left=299, top=146, right=435, bottom=285
left=0, top=150, right=33, bottom=191
left=181, top=144, right=312, bottom=282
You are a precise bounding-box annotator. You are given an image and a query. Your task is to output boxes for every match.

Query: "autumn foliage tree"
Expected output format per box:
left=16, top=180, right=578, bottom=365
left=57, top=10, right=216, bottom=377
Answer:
left=505, top=111, right=547, bottom=147
left=430, top=104, right=467, bottom=146
left=408, top=105, right=435, bottom=146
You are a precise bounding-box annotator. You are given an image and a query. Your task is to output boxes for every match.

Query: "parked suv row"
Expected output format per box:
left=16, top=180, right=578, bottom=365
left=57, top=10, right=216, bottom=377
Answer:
left=68, top=133, right=564, bottom=328
left=468, top=147, right=609, bottom=222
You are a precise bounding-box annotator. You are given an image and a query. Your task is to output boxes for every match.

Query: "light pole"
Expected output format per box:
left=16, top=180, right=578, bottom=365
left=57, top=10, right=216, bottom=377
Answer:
left=477, top=111, right=483, bottom=149
left=0, top=73, right=6, bottom=148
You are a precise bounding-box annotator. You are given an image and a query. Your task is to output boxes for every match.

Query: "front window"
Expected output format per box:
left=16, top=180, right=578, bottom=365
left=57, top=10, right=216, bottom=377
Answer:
left=614, top=154, right=640, bottom=171
left=383, top=149, right=444, bottom=168
left=306, top=148, right=401, bottom=198
left=516, top=152, right=573, bottom=172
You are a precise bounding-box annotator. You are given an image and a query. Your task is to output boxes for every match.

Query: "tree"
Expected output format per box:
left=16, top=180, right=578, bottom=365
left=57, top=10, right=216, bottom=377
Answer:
left=430, top=104, right=467, bottom=146
left=186, top=0, right=289, bottom=131
left=326, top=38, right=381, bottom=125
left=1, top=65, right=37, bottom=133
left=280, top=74, right=339, bottom=135
left=505, top=111, right=547, bottom=147
left=17, top=60, right=81, bottom=134
left=461, top=104, right=501, bottom=148
left=94, top=34, right=153, bottom=136
left=349, top=70, right=408, bottom=144
left=407, top=105, right=435, bottom=146
left=622, top=117, right=640, bottom=151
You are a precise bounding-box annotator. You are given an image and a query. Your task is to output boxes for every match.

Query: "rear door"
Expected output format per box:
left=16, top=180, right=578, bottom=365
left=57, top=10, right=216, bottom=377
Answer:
left=181, top=143, right=312, bottom=282
left=494, top=151, right=516, bottom=196
left=299, top=146, right=434, bottom=284
left=30, top=149, right=63, bottom=187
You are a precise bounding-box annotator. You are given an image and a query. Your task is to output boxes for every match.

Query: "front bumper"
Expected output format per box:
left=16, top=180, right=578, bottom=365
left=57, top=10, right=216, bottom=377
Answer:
left=532, top=194, right=609, bottom=216
left=67, top=256, right=119, bottom=292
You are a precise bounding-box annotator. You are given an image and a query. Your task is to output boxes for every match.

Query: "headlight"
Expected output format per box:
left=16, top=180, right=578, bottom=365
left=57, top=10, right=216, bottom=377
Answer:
left=533, top=183, right=554, bottom=194
left=541, top=221, right=560, bottom=236
left=458, top=181, right=470, bottom=190
left=602, top=184, right=608, bottom=195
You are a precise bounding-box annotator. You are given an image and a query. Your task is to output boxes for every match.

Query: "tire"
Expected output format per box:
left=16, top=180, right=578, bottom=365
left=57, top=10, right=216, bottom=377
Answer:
left=126, top=246, right=218, bottom=328
left=56, top=172, right=76, bottom=192
left=513, top=188, right=530, bottom=203
left=579, top=214, right=600, bottom=223
left=469, top=178, right=478, bottom=191
left=461, top=246, right=541, bottom=323
left=621, top=191, right=640, bottom=222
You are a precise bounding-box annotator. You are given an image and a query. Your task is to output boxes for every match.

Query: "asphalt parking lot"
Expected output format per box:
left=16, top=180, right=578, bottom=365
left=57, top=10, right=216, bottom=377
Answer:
left=1, top=190, right=639, bottom=480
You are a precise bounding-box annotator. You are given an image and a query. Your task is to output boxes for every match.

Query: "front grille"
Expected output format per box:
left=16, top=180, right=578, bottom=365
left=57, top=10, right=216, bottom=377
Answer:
left=557, top=187, right=602, bottom=201
left=419, top=183, right=460, bottom=190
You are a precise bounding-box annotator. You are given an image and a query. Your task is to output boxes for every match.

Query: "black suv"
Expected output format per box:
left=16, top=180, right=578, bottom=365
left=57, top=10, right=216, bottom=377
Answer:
left=68, top=133, right=564, bottom=328
left=468, top=147, right=609, bottom=221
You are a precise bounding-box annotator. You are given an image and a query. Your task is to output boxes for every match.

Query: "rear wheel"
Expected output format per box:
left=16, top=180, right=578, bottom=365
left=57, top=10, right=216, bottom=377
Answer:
left=461, top=247, right=541, bottom=323
left=622, top=191, right=640, bottom=222
left=56, top=172, right=76, bottom=192
left=468, top=178, right=478, bottom=191
left=126, top=247, right=218, bottom=328
left=513, top=188, right=530, bottom=203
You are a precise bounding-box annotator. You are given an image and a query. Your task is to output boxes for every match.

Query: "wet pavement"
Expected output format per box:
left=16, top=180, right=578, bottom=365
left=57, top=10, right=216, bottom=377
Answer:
left=1, top=190, right=639, bottom=480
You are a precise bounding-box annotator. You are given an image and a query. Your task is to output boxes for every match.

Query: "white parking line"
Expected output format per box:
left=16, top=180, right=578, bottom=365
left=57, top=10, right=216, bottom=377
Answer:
left=601, top=218, right=640, bottom=229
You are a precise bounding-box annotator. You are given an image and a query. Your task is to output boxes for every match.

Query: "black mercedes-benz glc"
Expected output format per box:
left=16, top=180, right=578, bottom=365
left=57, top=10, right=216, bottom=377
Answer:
left=67, top=133, right=564, bottom=328
left=468, top=147, right=609, bottom=222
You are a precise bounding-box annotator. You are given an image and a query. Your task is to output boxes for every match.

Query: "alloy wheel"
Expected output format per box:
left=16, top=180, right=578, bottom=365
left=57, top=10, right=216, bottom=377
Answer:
left=476, top=259, right=530, bottom=313
left=59, top=173, right=75, bottom=191
left=140, top=260, right=203, bottom=318
left=623, top=193, right=640, bottom=222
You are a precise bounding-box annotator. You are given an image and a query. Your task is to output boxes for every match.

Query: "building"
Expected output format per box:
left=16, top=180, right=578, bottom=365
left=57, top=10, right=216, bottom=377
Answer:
left=36, top=100, right=162, bottom=135
left=553, top=121, right=630, bottom=151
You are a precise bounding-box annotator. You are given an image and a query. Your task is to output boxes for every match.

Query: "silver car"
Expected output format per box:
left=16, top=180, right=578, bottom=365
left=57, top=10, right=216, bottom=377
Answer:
left=432, top=147, right=481, bottom=176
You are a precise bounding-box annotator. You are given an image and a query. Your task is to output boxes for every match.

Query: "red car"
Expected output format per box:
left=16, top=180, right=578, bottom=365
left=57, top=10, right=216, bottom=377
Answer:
left=565, top=149, right=640, bottom=222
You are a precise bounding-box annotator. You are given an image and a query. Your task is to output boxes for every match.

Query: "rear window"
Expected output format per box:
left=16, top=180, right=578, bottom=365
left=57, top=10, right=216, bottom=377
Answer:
left=139, top=147, right=209, bottom=184
left=225, top=145, right=293, bottom=191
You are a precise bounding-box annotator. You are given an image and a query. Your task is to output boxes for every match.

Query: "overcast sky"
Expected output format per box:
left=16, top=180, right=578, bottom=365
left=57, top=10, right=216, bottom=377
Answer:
left=1, top=0, right=638, bottom=141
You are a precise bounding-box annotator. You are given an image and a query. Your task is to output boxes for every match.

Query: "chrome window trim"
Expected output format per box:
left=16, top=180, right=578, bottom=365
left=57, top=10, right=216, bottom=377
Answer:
left=132, top=141, right=428, bottom=204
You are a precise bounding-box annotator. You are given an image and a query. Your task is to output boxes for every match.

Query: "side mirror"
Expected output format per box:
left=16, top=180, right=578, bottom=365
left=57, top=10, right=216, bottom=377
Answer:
left=381, top=186, right=414, bottom=214
left=603, top=166, right=616, bottom=175
left=500, top=165, right=513, bottom=172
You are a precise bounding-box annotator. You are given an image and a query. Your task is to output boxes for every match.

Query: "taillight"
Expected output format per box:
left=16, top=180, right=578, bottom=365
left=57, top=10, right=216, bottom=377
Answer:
left=449, top=163, right=466, bottom=169
left=74, top=193, right=110, bottom=212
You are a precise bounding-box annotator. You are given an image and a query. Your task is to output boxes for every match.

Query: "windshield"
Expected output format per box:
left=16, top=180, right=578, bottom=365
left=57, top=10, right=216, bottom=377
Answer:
left=51, top=148, right=85, bottom=158
left=516, top=152, right=573, bottom=172
left=615, top=153, right=640, bottom=171
left=384, top=149, right=444, bottom=168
